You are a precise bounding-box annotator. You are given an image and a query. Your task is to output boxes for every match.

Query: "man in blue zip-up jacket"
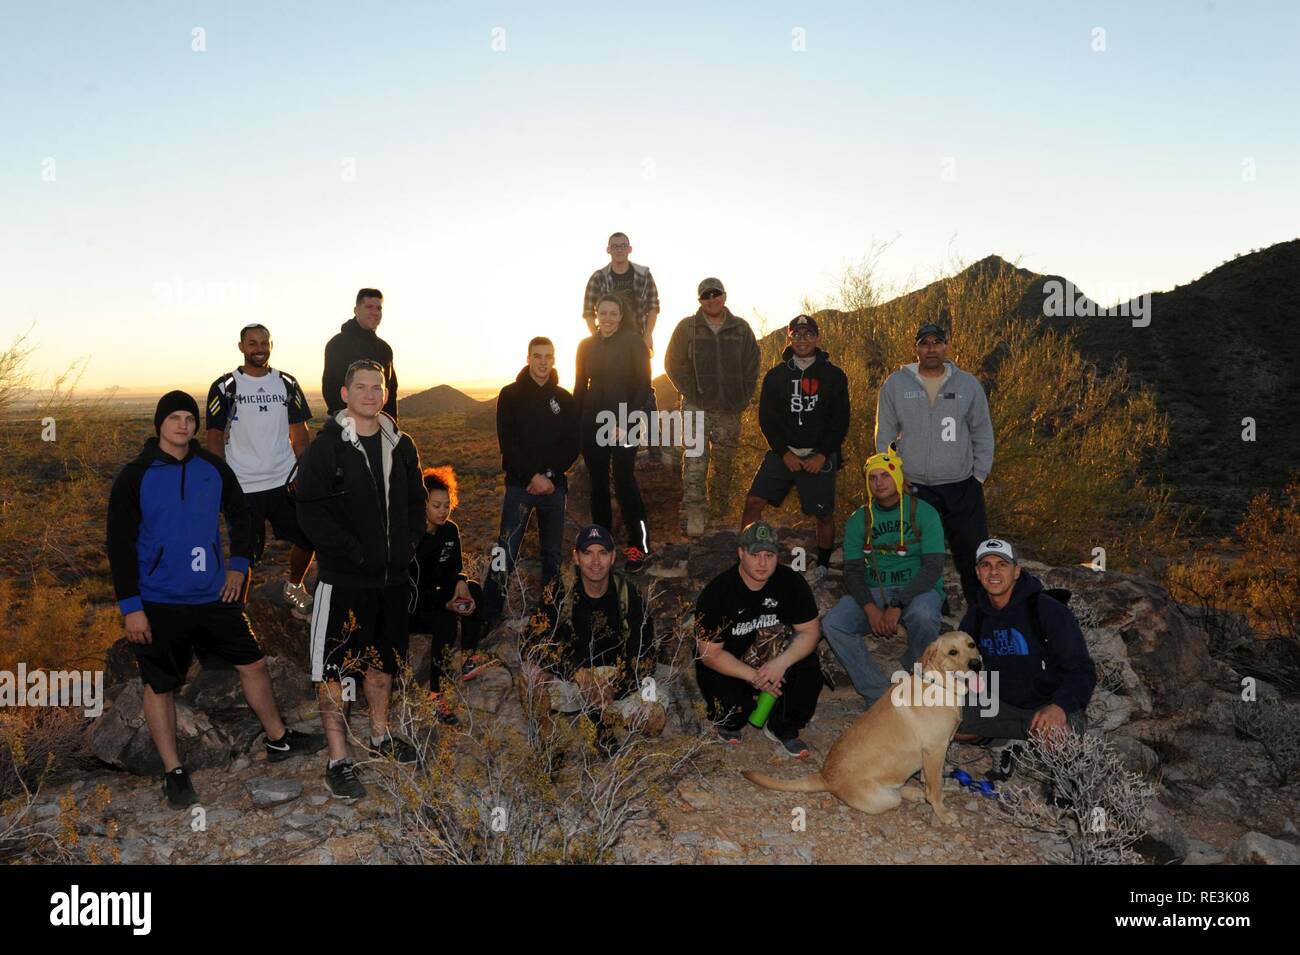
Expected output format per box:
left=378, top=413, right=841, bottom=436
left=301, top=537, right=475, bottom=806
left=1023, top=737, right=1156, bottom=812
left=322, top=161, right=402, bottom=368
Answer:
left=106, top=391, right=324, bottom=809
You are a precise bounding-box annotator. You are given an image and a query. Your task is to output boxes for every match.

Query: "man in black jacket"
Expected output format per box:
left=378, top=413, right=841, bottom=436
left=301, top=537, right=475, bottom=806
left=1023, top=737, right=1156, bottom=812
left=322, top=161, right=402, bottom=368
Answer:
left=742, top=316, right=850, bottom=578
left=574, top=294, right=653, bottom=573
left=322, top=288, right=399, bottom=419
left=482, top=337, right=581, bottom=629
left=956, top=538, right=1095, bottom=748
left=296, top=360, right=427, bottom=799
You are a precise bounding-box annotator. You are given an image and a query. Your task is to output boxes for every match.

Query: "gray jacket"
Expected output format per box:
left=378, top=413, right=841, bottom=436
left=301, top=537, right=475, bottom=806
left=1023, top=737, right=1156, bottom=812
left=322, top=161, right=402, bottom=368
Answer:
left=874, top=361, right=994, bottom=486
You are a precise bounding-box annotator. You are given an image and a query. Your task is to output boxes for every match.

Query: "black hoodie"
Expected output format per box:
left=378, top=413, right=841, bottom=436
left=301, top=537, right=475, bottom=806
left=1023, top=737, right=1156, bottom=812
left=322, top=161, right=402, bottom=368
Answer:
left=294, top=409, right=425, bottom=588
left=958, top=572, right=1098, bottom=714
left=573, top=326, right=652, bottom=445
left=495, top=366, right=581, bottom=488
left=757, top=346, right=850, bottom=461
left=322, top=318, right=398, bottom=419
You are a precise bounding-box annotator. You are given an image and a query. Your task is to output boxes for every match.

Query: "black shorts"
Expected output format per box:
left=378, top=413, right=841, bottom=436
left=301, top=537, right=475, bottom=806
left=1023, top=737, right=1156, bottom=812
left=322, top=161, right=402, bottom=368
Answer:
left=747, top=451, right=837, bottom=517
left=134, top=601, right=265, bottom=693
left=309, top=581, right=410, bottom=683
left=246, top=485, right=312, bottom=563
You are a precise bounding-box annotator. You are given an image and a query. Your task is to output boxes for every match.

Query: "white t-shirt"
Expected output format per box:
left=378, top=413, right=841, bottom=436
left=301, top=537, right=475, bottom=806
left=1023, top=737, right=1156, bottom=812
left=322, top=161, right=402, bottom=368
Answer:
left=205, top=368, right=312, bottom=493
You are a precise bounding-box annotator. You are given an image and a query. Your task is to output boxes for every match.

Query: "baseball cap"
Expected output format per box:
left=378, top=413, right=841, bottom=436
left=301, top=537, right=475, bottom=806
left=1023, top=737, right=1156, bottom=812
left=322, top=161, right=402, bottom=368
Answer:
left=738, top=520, right=780, bottom=556
left=914, top=322, right=948, bottom=344
left=975, top=538, right=1017, bottom=563
left=697, top=277, right=726, bottom=297
left=576, top=524, right=615, bottom=552
left=788, top=315, right=819, bottom=335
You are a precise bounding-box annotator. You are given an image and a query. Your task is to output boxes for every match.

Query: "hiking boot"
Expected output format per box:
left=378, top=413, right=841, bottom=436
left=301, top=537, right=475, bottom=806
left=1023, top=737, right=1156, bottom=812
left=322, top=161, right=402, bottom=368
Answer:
left=763, top=726, right=811, bottom=759
left=283, top=580, right=314, bottom=620
left=428, top=691, right=460, bottom=726
left=624, top=546, right=648, bottom=574
left=368, top=734, right=419, bottom=763
left=265, top=727, right=326, bottom=763
left=163, top=766, right=199, bottom=809
left=325, top=759, right=366, bottom=800
left=460, top=652, right=498, bottom=682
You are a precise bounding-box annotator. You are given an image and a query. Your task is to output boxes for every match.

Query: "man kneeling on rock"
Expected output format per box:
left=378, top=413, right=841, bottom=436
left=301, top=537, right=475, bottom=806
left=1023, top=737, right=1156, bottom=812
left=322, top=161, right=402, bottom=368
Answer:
left=954, top=538, right=1096, bottom=776
left=518, top=524, right=666, bottom=747
left=107, top=391, right=324, bottom=810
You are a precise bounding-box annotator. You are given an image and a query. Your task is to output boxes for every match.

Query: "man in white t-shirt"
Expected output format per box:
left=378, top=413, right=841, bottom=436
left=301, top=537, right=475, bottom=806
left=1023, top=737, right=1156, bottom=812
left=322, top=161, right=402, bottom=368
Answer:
left=205, top=323, right=316, bottom=615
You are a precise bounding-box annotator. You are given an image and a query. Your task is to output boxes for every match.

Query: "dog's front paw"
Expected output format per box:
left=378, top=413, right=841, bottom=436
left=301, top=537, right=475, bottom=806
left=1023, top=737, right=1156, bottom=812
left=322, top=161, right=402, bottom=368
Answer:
left=932, top=805, right=957, bottom=826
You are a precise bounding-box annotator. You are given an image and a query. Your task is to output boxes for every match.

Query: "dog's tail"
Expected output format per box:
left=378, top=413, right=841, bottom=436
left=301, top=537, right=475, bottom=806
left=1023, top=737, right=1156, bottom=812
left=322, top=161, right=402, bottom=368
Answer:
left=741, top=769, right=828, bottom=793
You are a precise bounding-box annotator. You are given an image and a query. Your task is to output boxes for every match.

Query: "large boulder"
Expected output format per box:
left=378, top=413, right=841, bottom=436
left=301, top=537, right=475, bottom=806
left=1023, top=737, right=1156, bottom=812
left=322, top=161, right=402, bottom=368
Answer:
left=1226, top=831, right=1300, bottom=865
left=88, top=680, right=236, bottom=775
left=1031, top=563, right=1215, bottom=719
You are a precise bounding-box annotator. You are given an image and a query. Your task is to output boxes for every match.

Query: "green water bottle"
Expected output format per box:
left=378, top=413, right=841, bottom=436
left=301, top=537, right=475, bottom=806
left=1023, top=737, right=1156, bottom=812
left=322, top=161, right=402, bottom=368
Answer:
left=749, top=691, right=777, bottom=728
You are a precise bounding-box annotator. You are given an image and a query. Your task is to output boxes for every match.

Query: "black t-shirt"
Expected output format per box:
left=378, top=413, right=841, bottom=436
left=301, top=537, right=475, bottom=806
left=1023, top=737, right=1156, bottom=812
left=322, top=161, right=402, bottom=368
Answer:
left=694, top=564, right=819, bottom=659
left=609, top=267, right=639, bottom=334
left=531, top=573, right=652, bottom=693
left=358, top=431, right=386, bottom=527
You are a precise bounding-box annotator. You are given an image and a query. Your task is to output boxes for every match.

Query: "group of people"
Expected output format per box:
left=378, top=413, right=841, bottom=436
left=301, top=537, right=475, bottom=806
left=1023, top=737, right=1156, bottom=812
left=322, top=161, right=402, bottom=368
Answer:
left=105, top=233, right=1097, bottom=810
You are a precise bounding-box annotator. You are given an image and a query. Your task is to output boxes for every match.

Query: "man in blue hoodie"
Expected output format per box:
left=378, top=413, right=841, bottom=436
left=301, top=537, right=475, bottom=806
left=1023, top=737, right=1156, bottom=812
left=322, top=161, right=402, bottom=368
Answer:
left=106, top=391, right=324, bottom=809
left=956, top=538, right=1095, bottom=746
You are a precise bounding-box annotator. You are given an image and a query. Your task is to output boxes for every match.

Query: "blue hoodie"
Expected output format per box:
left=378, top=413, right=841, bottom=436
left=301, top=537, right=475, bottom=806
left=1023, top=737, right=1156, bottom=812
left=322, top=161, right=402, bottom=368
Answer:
left=106, top=438, right=252, bottom=614
left=958, top=571, right=1097, bottom=714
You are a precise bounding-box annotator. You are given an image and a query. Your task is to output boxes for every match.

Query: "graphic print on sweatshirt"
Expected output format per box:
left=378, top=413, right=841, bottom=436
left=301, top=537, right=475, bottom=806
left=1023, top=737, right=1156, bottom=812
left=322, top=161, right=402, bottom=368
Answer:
left=206, top=369, right=312, bottom=492
left=790, top=377, right=820, bottom=412
left=981, top=627, right=1031, bottom=658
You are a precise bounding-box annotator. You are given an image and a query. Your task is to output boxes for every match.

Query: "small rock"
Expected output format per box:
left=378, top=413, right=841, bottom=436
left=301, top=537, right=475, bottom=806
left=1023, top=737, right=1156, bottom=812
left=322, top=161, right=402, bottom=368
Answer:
left=1283, top=819, right=1299, bottom=837
left=675, top=781, right=719, bottom=812
left=285, top=812, right=317, bottom=829
left=231, top=756, right=251, bottom=772
left=672, top=831, right=704, bottom=847
left=245, top=777, right=303, bottom=807
left=1227, top=831, right=1300, bottom=865
left=1197, top=784, right=1242, bottom=819
left=964, top=799, right=979, bottom=812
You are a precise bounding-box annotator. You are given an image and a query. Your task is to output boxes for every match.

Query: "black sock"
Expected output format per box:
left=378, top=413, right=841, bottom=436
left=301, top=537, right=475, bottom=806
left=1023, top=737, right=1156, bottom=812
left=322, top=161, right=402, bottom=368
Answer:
left=817, top=546, right=833, bottom=567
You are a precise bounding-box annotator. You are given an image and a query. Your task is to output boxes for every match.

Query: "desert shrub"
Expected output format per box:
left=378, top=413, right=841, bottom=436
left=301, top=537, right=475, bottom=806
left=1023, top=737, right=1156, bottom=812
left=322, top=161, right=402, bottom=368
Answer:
left=370, top=577, right=708, bottom=864
left=0, top=707, right=87, bottom=802
left=996, top=731, right=1156, bottom=864
left=0, top=573, right=121, bottom=673
left=1231, top=699, right=1300, bottom=785
left=725, top=253, right=1173, bottom=570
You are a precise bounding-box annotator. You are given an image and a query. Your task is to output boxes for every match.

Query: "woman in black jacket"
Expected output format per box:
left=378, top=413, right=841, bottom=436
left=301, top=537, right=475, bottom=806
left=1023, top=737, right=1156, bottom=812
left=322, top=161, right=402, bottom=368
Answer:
left=573, top=295, right=652, bottom=573
left=408, top=467, right=492, bottom=720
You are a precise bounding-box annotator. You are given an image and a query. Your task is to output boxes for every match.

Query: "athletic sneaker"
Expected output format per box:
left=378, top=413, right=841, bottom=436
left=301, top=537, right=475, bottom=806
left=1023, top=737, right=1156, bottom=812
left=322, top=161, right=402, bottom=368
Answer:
left=325, top=759, right=366, bottom=800
left=624, top=547, right=647, bottom=574
left=763, top=726, right=811, bottom=759
left=460, top=653, right=498, bottom=682
left=368, top=734, right=419, bottom=764
left=985, top=742, right=1027, bottom=782
left=283, top=580, right=313, bottom=620
left=265, top=727, right=327, bottom=763
left=428, top=691, right=460, bottom=726
left=717, top=726, right=743, bottom=745
left=163, top=766, right=199, bottom=809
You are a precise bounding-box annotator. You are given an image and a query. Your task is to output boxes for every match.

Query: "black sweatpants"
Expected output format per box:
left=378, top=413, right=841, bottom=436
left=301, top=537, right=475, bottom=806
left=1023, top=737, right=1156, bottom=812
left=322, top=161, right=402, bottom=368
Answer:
left=912, top=475, right=989, bottom=611
left=695, top=652, right=823, bottom=739
left=582, top=442, right=649, bottom=551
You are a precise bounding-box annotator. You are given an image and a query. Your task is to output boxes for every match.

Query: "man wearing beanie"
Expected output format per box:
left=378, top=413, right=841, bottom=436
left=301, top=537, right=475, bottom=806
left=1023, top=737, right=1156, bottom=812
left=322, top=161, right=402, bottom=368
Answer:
left=743, top=315, right=850, bottom=578
left=106, top=391, right=324, bottom=809
left=874, top=312, right=993, bottom=610
left=821, top=445, right=946, bottom=706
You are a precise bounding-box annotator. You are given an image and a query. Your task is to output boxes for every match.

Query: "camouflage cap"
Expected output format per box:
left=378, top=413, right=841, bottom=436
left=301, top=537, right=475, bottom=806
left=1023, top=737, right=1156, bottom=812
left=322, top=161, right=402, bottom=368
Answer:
left=738, top=520, right=780, bottom=556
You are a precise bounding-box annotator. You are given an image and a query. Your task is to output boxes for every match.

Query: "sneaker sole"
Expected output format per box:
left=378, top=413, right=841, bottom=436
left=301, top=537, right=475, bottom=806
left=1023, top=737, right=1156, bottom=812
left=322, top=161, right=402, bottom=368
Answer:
left=266, top=738, right=327, bottom=763
left=763, top=726, right=810, bottom=759
left=326, top=785, right=365, bottom=802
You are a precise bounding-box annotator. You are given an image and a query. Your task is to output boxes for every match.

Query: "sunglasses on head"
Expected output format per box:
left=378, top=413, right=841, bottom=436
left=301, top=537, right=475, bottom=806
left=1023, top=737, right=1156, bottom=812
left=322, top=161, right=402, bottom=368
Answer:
left=700, top=290, right=724, bottom=301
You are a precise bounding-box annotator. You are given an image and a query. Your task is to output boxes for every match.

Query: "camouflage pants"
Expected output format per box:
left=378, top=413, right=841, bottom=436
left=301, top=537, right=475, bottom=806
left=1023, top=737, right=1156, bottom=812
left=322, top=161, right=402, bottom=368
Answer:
left=680, top=401, right=741, bottom=515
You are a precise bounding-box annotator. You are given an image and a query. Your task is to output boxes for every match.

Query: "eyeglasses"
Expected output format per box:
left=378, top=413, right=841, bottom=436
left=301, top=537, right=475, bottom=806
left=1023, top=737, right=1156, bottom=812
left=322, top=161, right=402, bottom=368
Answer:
left=608, top=243, right=630, bottom=251
left=699, top=290, right=724, bottom=301
left=791, top=331, right=816, bottom=341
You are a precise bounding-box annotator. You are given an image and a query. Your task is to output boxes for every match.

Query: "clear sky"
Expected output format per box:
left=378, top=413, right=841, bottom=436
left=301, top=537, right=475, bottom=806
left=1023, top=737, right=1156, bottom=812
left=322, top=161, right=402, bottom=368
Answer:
left=2, top=1, right=1297, bottom=397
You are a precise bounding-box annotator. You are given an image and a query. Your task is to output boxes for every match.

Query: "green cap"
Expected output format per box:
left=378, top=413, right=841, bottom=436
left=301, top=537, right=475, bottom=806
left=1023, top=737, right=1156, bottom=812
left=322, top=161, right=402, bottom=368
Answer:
left=739, top=520, right=780, bottom=556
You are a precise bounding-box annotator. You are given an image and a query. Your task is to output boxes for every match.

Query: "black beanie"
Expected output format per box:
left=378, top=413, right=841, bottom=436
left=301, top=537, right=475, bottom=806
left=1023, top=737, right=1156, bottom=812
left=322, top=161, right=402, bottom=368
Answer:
left=154, top=390, right=201, bottom=435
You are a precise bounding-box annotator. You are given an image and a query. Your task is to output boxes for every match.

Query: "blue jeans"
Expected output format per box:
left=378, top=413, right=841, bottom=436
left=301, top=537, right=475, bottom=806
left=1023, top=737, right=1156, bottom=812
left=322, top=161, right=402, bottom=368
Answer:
left=821, top=589, right=944, bottom=705
left=482, top=483, right=567, bottom=624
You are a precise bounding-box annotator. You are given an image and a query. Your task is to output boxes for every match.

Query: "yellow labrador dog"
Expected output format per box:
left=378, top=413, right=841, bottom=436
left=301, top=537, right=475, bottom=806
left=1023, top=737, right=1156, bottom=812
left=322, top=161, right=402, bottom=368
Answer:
left=743, top=631, right=983, bottom=825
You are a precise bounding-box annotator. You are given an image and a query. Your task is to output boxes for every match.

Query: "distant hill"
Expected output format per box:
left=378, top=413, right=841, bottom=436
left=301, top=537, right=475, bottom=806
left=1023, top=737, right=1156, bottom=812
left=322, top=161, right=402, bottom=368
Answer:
left=400, top=384, right=493, bottom=418
left=747, top=240, right=1300, bottom=531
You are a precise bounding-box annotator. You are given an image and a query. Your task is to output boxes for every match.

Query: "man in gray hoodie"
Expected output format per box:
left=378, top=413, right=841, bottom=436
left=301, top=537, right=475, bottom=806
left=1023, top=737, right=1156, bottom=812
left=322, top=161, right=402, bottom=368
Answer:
left=665, top=277, right=761, bottom=537
left=874, top=313, right=993, bottom=609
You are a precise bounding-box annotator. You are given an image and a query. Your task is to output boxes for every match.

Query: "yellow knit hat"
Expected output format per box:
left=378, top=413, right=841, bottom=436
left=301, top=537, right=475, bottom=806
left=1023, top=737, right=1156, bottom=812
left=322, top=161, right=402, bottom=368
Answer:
left=864, top=443, right=908, bottom=555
